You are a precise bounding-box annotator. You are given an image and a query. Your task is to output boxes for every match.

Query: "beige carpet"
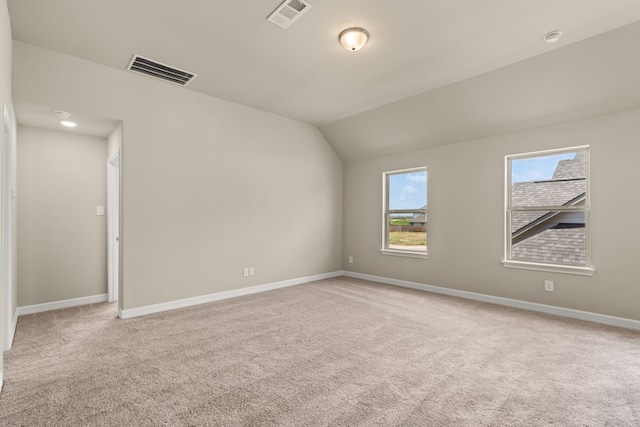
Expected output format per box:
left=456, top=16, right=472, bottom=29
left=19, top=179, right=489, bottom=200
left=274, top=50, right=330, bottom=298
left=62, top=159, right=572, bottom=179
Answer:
left=1, top=277, right=639, bottom=426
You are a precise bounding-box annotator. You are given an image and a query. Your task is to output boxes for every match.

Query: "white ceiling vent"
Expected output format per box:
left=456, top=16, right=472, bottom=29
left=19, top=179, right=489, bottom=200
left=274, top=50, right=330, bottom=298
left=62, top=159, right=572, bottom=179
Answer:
left=127, top=55, right=197, bottom=86
left=267, top=0, right=312, bottom=29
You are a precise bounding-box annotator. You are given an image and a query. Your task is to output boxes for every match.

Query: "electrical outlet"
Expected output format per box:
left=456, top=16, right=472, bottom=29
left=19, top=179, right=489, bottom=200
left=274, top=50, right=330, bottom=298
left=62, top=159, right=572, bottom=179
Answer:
left=249, top=267, right=254, bottom=276
left=348, top=256, right=353, bottom=264
left=544, top=280, right=554, bottom=292
left=243, top=268, right=249, bottom=277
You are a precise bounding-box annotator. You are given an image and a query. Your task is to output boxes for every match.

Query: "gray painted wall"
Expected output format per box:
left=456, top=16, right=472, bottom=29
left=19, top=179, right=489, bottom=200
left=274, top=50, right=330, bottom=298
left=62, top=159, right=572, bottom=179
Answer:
left=343, top=108, right=640, bottom=321
left=17, top=126, right=107, bottom=306
left=12, top=41, right=344, bottom=311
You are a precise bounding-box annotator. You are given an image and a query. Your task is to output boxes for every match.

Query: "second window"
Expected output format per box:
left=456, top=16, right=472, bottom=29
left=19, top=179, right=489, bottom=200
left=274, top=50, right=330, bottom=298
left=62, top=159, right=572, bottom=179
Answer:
left=382, top=167, right=427, bottom=256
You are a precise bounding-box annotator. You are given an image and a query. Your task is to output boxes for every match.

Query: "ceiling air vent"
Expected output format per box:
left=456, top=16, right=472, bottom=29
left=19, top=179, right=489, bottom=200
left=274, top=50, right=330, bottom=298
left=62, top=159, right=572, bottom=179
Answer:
left=127, top=55, right=197, bottom=86
left=267, top=0, right=312, bottom=29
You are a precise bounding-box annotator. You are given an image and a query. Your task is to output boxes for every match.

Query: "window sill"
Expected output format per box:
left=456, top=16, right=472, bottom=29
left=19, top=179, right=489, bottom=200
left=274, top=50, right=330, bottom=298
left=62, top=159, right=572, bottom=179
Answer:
left=380, top=249, right=428, bottom=259
left=501, top=260, right=595, bottom=276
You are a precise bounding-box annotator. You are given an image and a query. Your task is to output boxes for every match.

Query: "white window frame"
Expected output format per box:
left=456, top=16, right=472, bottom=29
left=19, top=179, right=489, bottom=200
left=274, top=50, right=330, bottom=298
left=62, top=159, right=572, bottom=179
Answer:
left=502, top=146, right=594, bottom=276
left=380, top=167, right=428, bottom=259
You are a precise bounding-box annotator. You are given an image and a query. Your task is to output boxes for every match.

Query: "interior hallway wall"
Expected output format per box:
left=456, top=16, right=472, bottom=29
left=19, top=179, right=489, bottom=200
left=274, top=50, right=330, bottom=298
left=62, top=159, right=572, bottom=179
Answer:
left=17, top=125, right=107, bottom=306
left=12, top=42, right=343, bottom=311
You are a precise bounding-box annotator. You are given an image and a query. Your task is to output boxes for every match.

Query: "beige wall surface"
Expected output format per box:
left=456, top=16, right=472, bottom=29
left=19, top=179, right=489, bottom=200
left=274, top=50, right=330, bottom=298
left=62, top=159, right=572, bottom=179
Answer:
left=343, top=109, right=640, bottom=322
left=12, top=42, right=343, bottom=310
left=17, top=126, right=107, bottom=306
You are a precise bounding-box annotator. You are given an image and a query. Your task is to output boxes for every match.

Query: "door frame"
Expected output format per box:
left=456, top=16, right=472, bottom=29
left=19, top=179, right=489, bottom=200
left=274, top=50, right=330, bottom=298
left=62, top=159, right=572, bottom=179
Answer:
left=2, top=104, right=14, bottom=350
left=107, top=150, right=120, bottom=303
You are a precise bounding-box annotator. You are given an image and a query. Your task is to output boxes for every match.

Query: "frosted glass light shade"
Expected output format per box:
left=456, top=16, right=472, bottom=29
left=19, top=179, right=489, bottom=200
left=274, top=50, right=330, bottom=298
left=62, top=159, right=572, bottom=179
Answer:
left=339, top=28, right=369, bottom=51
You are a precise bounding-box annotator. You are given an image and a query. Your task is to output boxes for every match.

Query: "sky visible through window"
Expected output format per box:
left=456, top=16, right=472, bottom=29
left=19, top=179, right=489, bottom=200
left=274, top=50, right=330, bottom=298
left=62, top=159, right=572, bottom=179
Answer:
left=389, top=171, right=426, bottom=210
left=387, top=155, right=575, bottom=210
left=511, top=152, right=576, bottom=183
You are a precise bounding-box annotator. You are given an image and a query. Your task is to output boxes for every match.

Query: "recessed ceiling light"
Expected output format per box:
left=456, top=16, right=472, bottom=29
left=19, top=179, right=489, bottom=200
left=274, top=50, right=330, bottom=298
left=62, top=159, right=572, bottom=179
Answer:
left=60, top=121, right=77, bottom=128
left=54, top=110, right=71, bottom=119
left=543, top=30, right=562, bottom=44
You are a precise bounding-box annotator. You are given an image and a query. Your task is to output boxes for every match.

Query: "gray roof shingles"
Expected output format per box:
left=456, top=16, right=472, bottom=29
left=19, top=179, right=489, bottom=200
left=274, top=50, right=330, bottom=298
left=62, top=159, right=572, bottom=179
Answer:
left=553, top=152, right=587, bottom=180
left=510, top=151, right=587, bottom=264
left=511, top=179, right=585, bottom=208
left=511, top=180, right=586, bottom=232
left=512, top=227, right=586, bottom=265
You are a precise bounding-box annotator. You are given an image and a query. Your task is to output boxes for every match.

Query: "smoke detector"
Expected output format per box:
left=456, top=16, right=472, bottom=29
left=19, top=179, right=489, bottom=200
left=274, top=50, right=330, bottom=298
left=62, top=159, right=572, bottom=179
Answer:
left=543, top=31, right=562, bottom=44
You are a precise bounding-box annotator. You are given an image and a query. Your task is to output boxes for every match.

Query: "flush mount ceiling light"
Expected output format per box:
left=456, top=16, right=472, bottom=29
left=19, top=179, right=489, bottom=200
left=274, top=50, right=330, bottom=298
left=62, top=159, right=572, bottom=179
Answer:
left=543, top=30, right=562, bottom=44
left=60, top=121, right=77, bottom=128
left=339, top=27, right=369, bottom=51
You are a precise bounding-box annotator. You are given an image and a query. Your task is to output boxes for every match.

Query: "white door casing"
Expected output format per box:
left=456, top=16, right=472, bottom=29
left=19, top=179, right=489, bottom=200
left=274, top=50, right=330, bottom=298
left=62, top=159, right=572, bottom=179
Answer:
left=107, top=151, right=120, bottom=303
left=2, top=104, right=14, bottom=350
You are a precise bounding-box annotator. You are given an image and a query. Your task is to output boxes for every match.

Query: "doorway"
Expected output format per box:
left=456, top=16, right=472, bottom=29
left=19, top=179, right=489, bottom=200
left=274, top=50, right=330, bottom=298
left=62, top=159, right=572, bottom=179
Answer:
left=107, top=151, right=120, bottom=303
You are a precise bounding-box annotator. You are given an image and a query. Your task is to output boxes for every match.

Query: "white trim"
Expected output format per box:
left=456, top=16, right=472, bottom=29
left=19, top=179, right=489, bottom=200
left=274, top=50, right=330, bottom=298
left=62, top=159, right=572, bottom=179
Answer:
left=1, top=103, right=13, bottom=351
left=0, top=370, right=3, bottom=394
left=119, top=271, right=343, bottom=319
left=382, top=166, right=427, bottom=253
left=506, top=144, right=590, bottom=160
left=107, top=150, right=120, bottom=303
left=6, top=308, right=18, bottom=349
left=16, top=294, right=109, bottom=316
left=380, top=249, right=428, bottom=259
left=501, top=260, right=595, bottom=276
left=2, top=308, right=25, bottom=351
left=343, top=271, right=640, bottom=331
left=505, top=146, right=592, bottom=271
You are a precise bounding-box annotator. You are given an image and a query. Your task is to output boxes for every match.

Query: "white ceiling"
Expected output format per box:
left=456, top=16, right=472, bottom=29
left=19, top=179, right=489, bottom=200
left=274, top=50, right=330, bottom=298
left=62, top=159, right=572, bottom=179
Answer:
left=321, top=21, right=640, bottom=161
left=7, top=0, right=640, bottom=160
left=13, top=102, right=121, bottom=139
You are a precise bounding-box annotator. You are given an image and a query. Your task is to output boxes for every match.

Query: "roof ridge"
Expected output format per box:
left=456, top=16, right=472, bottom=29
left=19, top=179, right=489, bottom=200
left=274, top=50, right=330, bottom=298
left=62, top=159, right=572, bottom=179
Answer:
left=533, top=177, right=585, bottom=184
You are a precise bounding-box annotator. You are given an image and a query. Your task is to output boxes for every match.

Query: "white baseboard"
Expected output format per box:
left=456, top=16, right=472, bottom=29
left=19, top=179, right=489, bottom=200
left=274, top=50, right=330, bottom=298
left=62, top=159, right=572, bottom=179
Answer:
left=5, top=309, right=18, bottom=350
left=16, top=294, right=109, bottom=317
left=344, top=271, right=640, bottom=331
left=119, top=271, right=343, bottom=319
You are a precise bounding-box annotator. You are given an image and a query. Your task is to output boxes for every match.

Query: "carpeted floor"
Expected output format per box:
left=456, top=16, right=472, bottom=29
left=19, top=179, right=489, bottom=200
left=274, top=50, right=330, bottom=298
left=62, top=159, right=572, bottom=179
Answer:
left=1, top=277, right=639, bottom=426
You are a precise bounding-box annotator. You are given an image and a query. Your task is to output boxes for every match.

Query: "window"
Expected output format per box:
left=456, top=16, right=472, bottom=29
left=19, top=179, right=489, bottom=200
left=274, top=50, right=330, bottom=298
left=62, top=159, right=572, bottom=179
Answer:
left=503, top=146, right=594, bottom=275
left=381, top=167, right=427, bottom=258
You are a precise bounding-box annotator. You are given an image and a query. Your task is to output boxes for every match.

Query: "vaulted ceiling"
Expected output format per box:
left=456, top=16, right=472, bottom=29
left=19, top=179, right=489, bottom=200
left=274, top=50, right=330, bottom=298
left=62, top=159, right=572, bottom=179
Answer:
left=8, top=0, right=640, bottom=161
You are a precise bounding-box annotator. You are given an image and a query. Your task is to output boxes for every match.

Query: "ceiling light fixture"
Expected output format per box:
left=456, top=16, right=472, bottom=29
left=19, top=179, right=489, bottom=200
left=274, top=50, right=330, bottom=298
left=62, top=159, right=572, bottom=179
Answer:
left=54, top=110, right=77, bottom=128
left=543, top=30, right=562, bottom=44
left=339, top=27, right=369, bottom=51
left=54, top=110, right=71, bottom=119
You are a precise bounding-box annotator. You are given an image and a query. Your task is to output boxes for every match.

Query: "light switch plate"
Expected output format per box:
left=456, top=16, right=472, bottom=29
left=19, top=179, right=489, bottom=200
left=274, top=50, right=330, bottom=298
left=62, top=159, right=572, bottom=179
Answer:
left=97, top=206, right=105, bottom=216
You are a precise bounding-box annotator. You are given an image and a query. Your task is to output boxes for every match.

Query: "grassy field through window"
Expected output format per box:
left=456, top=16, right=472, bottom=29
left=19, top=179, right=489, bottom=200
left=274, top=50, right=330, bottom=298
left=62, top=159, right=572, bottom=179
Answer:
left=389, top=231, right=427, bottom=248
